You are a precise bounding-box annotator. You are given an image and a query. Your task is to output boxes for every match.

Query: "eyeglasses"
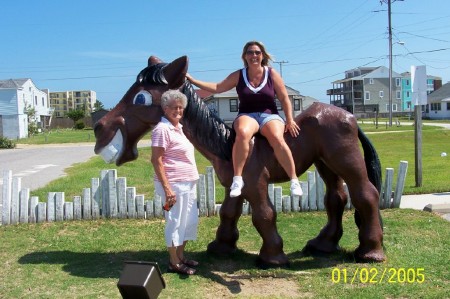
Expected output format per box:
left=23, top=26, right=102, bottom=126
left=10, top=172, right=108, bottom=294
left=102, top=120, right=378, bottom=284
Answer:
left=246, top=50, right=262, bottom=56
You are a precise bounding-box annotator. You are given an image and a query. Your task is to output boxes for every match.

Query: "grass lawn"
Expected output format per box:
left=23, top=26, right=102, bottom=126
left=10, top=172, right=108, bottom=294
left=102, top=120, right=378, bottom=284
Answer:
left=0, top=209, right=448, bottom=298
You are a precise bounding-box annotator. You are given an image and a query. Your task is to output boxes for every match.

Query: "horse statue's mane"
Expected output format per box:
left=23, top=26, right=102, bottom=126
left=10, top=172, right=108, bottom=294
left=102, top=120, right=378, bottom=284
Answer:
left=182, top=81, right=235, bottom=161
left=138, top=62, right=235, bottom=161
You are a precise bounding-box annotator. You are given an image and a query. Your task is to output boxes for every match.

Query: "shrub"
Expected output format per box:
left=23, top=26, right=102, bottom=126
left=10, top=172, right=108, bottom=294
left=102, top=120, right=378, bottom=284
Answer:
left=0, top=137, right=16, bottom=149
left=74, top=120, right=85, bottom=130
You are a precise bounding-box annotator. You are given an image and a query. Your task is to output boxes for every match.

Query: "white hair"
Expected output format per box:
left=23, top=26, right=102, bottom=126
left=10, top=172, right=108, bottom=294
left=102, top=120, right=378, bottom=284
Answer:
left=161, top=90, right=187, bottom=109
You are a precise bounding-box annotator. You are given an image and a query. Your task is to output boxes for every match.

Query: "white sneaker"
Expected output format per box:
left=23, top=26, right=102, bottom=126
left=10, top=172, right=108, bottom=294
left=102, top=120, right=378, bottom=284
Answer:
left=230, top=178, right=244, bottom=197
left=290, top=180, right=303, bottom=196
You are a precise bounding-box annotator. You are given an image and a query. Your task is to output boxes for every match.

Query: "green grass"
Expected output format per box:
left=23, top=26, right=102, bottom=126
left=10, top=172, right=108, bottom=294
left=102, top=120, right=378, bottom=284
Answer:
left=19, top=128, right=96, bottom=144
left=0, top=209, right=448, bottom=298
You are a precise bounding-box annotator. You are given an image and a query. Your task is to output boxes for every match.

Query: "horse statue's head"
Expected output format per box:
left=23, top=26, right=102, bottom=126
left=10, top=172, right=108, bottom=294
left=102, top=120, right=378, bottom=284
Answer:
left=94, top=55, right=188, bottom=165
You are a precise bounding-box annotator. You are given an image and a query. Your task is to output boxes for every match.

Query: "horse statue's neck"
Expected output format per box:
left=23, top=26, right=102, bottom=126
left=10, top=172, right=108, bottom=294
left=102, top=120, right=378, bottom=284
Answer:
left=181, top=81, right=235, bottom=161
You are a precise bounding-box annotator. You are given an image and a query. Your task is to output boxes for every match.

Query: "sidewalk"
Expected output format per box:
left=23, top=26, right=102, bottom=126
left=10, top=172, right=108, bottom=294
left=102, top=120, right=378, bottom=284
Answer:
left=400, top=192, right=450, bottom=221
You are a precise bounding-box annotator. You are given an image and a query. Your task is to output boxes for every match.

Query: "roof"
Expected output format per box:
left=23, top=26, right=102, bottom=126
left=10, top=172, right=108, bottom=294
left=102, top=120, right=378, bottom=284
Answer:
left=0, top=78, right=30, bottom=89
left=333, top=66, right=402, bottom=84
left=427, top=82, right=450, bottom=103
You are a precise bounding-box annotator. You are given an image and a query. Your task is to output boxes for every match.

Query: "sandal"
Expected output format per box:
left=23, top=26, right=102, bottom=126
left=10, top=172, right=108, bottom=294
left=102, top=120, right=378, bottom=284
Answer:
left=181, top=258, right=199, bottom=267
left=168, top=262, right=196, bottom=275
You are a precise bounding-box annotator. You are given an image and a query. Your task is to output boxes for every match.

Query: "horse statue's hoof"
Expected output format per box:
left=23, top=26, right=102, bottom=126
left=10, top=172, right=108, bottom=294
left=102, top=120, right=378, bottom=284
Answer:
left=302, top=239, right=341, bottom=257
left=207, top=240, right=237, bottom=256
left=354, top=247, right=386, bottom=263
left=255, top=257, right=290, bottom=269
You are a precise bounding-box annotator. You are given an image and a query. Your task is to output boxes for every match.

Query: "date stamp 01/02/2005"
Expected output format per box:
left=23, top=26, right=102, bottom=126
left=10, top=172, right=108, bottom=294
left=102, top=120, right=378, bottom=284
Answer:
left=331, top=267, right=425, bottom=284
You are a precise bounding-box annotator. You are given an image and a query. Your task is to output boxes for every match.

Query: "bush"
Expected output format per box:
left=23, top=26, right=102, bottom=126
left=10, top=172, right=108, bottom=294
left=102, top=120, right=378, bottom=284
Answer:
left=74, top=121, right=85, bottom=130
left=0, top=137, right=16, bottom=149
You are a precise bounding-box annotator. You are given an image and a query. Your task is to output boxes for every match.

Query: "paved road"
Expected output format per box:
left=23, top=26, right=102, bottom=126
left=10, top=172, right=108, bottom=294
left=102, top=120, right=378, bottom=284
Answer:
left=0, top=143, right=97, bottom=202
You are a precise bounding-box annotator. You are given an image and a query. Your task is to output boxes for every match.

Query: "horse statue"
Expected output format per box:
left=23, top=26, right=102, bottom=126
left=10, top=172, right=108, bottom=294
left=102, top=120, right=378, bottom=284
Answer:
left=94, top=55, right=385, bottom=267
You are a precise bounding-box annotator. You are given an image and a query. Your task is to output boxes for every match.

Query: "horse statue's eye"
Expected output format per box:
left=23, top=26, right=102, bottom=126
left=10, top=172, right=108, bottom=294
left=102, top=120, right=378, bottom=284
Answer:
left=133, top=91, right=152, bottom=106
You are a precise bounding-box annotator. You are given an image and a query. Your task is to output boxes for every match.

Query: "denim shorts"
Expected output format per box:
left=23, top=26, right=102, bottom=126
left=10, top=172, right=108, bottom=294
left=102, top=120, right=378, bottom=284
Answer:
left=235, top=112, right=285, bottom=129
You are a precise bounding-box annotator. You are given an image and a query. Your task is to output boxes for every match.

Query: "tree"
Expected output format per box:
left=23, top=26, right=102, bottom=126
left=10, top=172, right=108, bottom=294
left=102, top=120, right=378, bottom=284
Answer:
left=93, top=100, right=105, bottom=112
left=66, top=109, right=86, bottom=129
left=24, top=105, right=38, bottom=135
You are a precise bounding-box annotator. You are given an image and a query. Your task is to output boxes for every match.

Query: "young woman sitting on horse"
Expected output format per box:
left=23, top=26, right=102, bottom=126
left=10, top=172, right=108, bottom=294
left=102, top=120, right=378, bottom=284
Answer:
left=186, top=40, right=303, bottom=198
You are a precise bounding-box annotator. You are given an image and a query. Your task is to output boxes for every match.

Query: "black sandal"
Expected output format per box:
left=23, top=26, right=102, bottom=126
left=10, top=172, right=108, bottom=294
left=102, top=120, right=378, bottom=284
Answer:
left=181, top=258, right=199, bottom=267
left=168, top=262, right=196, bottom=275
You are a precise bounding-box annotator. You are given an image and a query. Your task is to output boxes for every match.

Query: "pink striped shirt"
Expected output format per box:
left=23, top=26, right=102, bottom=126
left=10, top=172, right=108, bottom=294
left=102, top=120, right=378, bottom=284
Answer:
left=151, top=117, right=199, bottom=183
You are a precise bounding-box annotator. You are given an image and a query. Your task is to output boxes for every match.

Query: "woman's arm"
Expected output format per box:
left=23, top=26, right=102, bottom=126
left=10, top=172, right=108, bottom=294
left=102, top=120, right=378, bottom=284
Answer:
left=271, top=68, right=300, bottom=137
left=151, top=146, right=176, bottom=205
left=186, top=71, right=240, bottom=94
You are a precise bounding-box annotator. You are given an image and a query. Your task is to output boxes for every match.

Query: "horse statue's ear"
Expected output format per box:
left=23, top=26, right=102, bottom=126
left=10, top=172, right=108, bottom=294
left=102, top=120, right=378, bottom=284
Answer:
left=163, top=56, right=189, bottom=89
left=148, top=56, right=163, bottom=66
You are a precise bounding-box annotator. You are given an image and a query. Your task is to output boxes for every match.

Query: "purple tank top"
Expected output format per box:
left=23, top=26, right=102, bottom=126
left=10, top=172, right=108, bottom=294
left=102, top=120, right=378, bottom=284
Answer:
left=236, top=66, right=278, bottom=114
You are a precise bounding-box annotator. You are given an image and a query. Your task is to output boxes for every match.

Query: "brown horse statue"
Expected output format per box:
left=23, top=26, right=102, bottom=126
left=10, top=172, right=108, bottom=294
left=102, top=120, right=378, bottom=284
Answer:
left=94, top=55, right=385, bottom=267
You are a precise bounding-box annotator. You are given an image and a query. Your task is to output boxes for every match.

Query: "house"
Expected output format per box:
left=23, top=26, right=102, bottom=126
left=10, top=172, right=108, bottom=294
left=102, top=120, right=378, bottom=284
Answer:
left=200, top=85, right=309, bottom=126
left=49, top=90, right=97, bottom=117
left=328, top=66, right=403, bottom=115
left=424, top=82, right=450, bottom=119
left=400, top=72, right=442, bottom=112
left=0, top=78, right=53, bottom=139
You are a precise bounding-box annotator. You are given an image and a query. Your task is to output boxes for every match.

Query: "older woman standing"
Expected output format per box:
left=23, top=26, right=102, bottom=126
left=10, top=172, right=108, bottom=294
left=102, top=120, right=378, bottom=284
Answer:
left=151, top=90, right=199, bottom=275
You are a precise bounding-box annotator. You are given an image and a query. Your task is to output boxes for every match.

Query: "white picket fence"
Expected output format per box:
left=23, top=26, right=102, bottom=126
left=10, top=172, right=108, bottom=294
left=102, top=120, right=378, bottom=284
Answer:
left=1, top=161, right=408, bottom=226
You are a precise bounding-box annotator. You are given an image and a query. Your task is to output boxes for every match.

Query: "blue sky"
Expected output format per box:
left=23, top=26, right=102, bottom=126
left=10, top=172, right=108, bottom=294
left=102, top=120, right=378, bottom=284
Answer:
left=1, top=0, right=449, bottom=109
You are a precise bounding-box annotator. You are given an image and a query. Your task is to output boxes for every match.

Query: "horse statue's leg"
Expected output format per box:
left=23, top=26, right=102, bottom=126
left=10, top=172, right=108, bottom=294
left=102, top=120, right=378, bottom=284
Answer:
left=303, top=161, right=347, bottom=255
left=207, top=189, right=243, bottom=255
left=250, top=186, right=289, bottom=268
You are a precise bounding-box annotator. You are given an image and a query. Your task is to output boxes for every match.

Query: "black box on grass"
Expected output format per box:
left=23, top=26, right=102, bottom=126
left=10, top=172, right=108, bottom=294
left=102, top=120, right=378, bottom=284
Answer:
left=117, top=261, right=166, bottom=299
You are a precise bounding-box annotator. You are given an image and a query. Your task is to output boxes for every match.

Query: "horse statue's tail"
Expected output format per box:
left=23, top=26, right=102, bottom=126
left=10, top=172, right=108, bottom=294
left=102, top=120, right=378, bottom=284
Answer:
left=358, top=126, right=382, bottom=193
left=355, top=126, right=383, bottom=231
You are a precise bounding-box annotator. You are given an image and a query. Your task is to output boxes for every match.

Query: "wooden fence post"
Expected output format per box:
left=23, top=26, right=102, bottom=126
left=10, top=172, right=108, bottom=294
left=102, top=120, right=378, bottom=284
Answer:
left=91, top=178, right=100, bottom=219
left=392, top=161, right=408, bottom=208
left=55, top=192, right=65, bottom=221
left=19, top=188, right=30, bottom=224
left=47, top=192, right=56, bottom=222
left=2, top=170, right=12, bottom=225
left=136, top=195, right=145, bottom=219
left=300, top=181, right=309, bottom=211
left=100, top=170, right=109, bottom=217
left=380, top=168, right=394, bottom=209
left=274, top=186, right=282, bottom=213
left=64, top=202, right=73, bottom=220
left=316, top=171, right=325, bottom=211
left=307, top=171, right=317, bottom=211
left=206, top=166, right=216, bottom=216
left=126, top=187, right=137, bottom=219
left=107, top=170, right=118, bottom=218
left=29, top=196, right=39, bottom=223
left=73, top=196, right=82, bottom=220
left=10, top=177, right=21, bottom=225
left=116, top=177, right=127, bottom=219
left=198, top=174, right=207, bottom=216
left=82, top=188, right=92, bottom=220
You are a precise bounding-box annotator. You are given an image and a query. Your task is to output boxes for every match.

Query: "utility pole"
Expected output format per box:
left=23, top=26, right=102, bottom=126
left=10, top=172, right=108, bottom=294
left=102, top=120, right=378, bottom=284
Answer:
left=273, top=60, right=288, bottom=78
left=380, top=0, right=403, bottom=127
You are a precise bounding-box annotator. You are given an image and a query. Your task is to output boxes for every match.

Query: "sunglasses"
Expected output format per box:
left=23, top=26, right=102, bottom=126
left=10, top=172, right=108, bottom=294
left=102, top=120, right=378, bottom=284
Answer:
left=246, top=50, right=262, bottom=56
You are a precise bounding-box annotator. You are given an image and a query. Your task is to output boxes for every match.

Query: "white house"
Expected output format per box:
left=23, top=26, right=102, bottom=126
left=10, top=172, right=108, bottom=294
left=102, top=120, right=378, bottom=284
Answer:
left=201, top=85, right=314, bottom=126
left=425, top=82, right=450, bottom=120
left=0, top=78, right=53, bottom=139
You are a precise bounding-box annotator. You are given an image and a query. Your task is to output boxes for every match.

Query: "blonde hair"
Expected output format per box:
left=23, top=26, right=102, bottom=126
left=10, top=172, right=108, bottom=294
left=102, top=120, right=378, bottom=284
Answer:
left=161, top=90, right=187, bottom=109
left=241, top=41, right=273, bottom=67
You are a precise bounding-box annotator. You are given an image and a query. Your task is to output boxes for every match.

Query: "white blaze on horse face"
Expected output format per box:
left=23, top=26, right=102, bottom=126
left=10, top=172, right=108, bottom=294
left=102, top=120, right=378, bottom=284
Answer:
left=99, top=130, right=123, bottom=163
left=133, top=91, right=153, bottom=106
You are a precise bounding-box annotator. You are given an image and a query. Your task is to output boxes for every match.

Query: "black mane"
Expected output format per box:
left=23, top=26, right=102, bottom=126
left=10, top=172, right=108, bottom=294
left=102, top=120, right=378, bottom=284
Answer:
left=181, top=81, right=235, bottom=161
left=137, top=63, right=168, bottom=85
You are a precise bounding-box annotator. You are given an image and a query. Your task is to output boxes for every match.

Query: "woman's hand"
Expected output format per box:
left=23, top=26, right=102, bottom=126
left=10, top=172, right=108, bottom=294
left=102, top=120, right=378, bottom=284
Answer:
left=165, top=190, right=177, bottom=207
left=285, top=120, right=300, bottom=137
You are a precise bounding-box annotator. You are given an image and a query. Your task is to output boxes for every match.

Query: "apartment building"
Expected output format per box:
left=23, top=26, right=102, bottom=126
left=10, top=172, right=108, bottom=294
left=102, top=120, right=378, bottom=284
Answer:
left=50, top=90, right=97, bottom=117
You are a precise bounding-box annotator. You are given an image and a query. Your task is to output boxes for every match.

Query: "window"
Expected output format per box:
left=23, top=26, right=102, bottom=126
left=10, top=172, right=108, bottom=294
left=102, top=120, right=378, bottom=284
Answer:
left=369, top=78, right=374, bottom=85
left=431, top=103, right=441, bottom=111
left=396, top=78, right=401, bottom=86
left=396, top=91, right=401, bottom=99
left=293, top=98, right=300, bottom=111
left=35, top=96, right=37, bottom=105
left=407, top=102, right=411, bottom=109
left=42, top=97, right=45, bottom=106
left=406, top=79, right=410, bottom=86
left=379, top=91, right=384, bottom=98
left=406, top=91, right=410, bottom=98
left=447, top=103, right=450, bottom=111
left=365, top=91, right=370, bottom=100
left=392, top=104, right=398, bottom=112
left=229, top=99, right=238, bottom=112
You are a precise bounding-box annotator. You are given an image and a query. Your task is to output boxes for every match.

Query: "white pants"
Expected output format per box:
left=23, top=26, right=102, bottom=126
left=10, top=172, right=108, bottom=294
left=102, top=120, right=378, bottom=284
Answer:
left=155, top=180, right=199, bottom=247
